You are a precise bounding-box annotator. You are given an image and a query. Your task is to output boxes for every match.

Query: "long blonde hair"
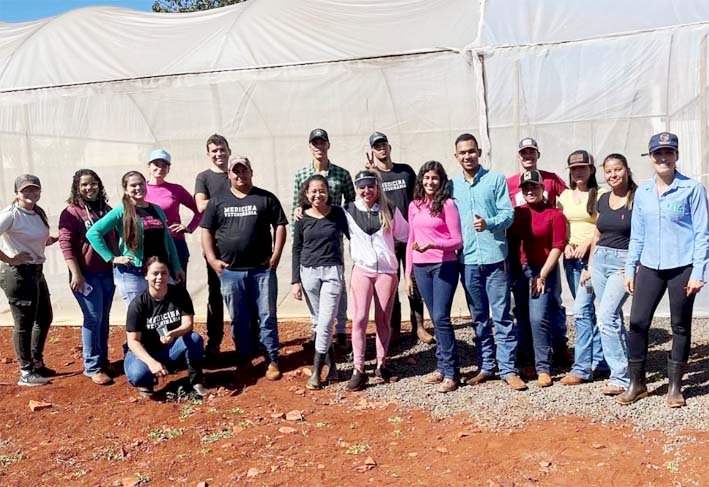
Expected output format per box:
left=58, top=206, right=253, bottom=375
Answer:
left=355, top=170, right=393, bottom=231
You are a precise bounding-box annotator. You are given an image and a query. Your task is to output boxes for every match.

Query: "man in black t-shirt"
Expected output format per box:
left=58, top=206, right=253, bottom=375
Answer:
left=124, top=266, right=206, bottom=398
left=194, top=134, right=231, bottom=356
left=366, top=131, right=431, bottom=344
left=201, top=156, right=288, bottom=380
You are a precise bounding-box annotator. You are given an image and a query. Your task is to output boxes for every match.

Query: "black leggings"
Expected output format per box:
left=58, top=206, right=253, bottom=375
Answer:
left=627, top=265, right=695, bottom=362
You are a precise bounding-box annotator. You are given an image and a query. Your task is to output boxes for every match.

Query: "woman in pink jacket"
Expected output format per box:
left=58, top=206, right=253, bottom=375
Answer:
left=405, top=161, right=463, bottom=393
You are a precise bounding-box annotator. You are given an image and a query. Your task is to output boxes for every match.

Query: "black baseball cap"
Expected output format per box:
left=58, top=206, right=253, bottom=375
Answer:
left=520, top=169, right=544, bottom=186
left=567, top=150, right=593, bottom=167
left=14, top=174, right=41, bottom=192
left=518, top=137, right=539, bottom=153
left=309, top=128, right=329, bottom=143
left=369, top=131, right=388, bottom=147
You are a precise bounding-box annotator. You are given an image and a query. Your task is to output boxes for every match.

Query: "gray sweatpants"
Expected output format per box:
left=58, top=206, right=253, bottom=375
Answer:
left=301, top=265, right=344, bottom=353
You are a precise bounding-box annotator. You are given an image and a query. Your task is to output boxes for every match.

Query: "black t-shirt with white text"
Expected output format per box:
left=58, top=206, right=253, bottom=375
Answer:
left=126, top=285, right=195, bottom=354
left=379, top=163, right=416, bottom=221
left=200, top=187, right=288, bottom=270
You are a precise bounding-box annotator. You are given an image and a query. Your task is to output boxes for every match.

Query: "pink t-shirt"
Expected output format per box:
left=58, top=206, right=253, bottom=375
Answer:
left=405, top=198, right=463, bottom=276
left=146, top=181, right=202, bottom=240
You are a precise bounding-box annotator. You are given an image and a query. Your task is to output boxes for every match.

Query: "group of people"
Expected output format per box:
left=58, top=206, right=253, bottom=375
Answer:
left=0, top=129, right=706, bottom=408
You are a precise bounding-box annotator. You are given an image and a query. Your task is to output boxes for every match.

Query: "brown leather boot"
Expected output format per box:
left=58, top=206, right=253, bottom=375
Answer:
left=411, top=310, right=435, bottom=344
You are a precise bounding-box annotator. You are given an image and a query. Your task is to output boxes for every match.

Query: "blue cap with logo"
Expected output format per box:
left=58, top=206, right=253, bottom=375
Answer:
left=646, top=132, right=678, bottom=155
left=148, top=148, right=172, bottom=164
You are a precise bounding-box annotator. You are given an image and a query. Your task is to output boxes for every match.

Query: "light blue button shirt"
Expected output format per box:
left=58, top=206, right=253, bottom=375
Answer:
left=451, top=167, right=514, bottom=265
left=626, top=171, right=709, bottom=281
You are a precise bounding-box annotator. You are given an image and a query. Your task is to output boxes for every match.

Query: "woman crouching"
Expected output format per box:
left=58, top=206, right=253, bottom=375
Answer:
left=124, top=256, right=207, bottom=398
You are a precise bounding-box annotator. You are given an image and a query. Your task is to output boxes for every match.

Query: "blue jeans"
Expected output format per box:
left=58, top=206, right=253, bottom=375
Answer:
left=174, top=239, right=190, bottom=283
left=414, top=261, right=459, bottom=380
left=564, top=257, right=606, bottom=379
left=124, top=332, right=204, bottom=388
left=113, top=264, right=147, bottom=309
left=461, top=261, right=517, bottom=378
left=523, top=264, right=565, bottom=374
left=512, top=264, right=567, bottom=360
left=220, top=268, right=279, bottom=364
left=591, top=247, right=630, bottom=387
left=72, top=271, right=115, bottom=376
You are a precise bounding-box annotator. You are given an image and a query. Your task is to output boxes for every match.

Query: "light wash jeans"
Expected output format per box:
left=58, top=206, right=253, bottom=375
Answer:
left=461, top=261, right=518, bottom=379
left=113, top=264, right=147, bottom=310
left=300, top=265, right=344, bottom=353
left=591, top=246, right=630, bottom=387
left=564, top=257, right=607, bottom=379
left=220, top=268, right=279, bottom=364
left=124, top=332, right=204, bottom=388
left=71, top=270, right=115, bottom=376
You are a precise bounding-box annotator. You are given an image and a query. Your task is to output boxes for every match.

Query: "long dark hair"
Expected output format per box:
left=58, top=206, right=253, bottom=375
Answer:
left=297, top=175, right=330, bottom=210
left=67, top=169, right=109, bottom=212
left=121, top=171, right=146, bottom=252
left=413, top=160, right=451, bottom=216
left=567, top=151, right=599, bottom=216
left=603, top=153, right=638, bottom=210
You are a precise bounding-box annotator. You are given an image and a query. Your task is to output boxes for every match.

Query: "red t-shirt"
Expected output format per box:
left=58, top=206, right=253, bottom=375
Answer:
left=506, top=169, right=567, bottom=208
left=508, top=203, right=567, bottom=268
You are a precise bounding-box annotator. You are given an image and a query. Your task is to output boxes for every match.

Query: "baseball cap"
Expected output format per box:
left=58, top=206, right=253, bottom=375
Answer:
left=369, top=131, right=388, bottom=147
left=644, top=132, right=679, bottom=156
left=14, top=174, right=41, bottom=192
left=148, top=148, right=171, bottom=164
left=354, top=170, right=378, bottom=188
left=567, top=150, right=593, bottom=167
left=518, top=137, right=540, bottom=153
left=519, top=169, right=544, bottom=186
left=228, top=157, right=252, bottom=172
left=309, top=128, right=329, bottom=143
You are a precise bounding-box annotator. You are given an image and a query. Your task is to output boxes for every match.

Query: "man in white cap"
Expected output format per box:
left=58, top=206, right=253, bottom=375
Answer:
left=201, top=156, right=288, bottom=381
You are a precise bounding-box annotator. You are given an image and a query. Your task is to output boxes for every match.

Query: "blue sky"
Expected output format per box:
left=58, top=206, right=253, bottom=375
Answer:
left=0, top=0, right=154, bottom=23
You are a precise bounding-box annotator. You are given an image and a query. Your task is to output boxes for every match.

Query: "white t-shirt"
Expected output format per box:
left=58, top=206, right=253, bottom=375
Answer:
left=0, top=204, right=49, bottom=264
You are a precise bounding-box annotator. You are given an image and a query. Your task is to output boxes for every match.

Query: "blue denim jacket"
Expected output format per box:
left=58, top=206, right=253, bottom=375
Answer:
left=451, top=168, right=514, bottom=265
left=626, top=171, right=709, bottom=281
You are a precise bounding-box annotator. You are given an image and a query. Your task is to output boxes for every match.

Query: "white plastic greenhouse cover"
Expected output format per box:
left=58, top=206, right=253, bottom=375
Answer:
left=0, top=0, right=707, bottom=324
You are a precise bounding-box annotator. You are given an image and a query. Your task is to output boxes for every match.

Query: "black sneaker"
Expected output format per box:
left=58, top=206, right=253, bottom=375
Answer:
left=137, top=386, right=155, bottom=398
left=346, top=369, right=368, bottom=391
left=33, top=361, right=56, bottom=377
left=192, top=384, right=209, bottom=397
left=17, top=371, right=49, bottom=387
left=374, top=366, right=397, bottom=383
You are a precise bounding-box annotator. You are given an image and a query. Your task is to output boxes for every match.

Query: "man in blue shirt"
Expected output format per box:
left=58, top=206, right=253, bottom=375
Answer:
left=450, top=133, right=526, bottom=391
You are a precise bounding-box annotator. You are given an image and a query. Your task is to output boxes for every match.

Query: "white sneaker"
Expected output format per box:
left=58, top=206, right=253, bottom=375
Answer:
left=17, top=371, right=49, bottom=387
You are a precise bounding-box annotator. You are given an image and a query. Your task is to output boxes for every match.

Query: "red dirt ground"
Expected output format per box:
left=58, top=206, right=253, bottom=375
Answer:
left=0, top=322, right=706, bottom=487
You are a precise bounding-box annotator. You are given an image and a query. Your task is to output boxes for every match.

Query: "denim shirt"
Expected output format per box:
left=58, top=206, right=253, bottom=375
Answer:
left=450, top=168, right=514, bottom=265
left=626, top=171, right=709, bottom=281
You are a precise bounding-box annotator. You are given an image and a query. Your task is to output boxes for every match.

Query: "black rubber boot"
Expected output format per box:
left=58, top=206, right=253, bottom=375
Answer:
left=306, top=352, right=326, bottom=390
left=323, top=345, right=340, bottom=382
left=347, top=368, right=368, bottom=391
left=616, top=358, right=648, bottom=405
left=666, top=358, right=687, bottom=408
